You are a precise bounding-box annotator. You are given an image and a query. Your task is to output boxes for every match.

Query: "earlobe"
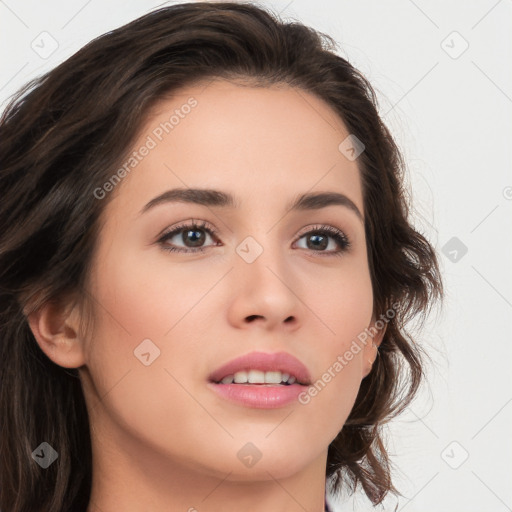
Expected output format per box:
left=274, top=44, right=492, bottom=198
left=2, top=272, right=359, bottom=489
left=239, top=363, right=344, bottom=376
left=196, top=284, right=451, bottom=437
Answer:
left=26, top=300, right=86, bottom=369
left=361, top=318, right=387, bottom=378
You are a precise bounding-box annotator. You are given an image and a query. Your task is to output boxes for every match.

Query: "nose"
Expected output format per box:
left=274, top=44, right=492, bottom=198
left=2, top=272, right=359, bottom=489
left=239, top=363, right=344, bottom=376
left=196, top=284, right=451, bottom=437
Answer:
left=226, top=240, right=303, bottom=331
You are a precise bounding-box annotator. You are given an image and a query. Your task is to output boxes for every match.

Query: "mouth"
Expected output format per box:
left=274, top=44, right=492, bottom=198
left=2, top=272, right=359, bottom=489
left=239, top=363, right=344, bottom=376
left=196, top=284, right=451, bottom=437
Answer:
left=207, top=351, right=311, bottom=409
left=208, top=350, right=312, bottom=386
left=211, top=369, right=307, bottom=386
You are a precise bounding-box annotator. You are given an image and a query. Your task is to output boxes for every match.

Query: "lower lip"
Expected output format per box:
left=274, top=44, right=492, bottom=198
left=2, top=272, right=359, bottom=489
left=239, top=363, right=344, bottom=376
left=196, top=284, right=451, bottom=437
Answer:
left=207, top=382, right=305, bottom=409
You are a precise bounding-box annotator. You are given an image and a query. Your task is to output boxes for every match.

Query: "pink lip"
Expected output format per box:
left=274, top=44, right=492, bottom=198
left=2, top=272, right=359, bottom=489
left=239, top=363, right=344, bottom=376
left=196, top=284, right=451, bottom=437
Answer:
left=207, top=382, right=306, bottom=409
left=208, top=351, right=311, bottom=385
left=207, top=351, right=311, bottom=410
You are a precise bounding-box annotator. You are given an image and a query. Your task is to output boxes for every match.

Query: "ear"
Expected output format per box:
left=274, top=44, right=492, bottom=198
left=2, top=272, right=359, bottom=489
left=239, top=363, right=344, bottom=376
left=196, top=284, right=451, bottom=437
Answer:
left=26, top=299, right=86, bottom=369
left=361, top=314, right=388, bottom=378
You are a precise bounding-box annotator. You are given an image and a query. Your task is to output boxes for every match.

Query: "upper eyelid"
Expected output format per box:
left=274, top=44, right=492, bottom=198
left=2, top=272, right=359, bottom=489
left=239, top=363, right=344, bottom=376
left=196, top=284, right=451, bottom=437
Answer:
left=158, top=221, right=349, bottom=245
left=295, top=224, right=345, bottom=237
left=158, top=220, right=219, bottom=240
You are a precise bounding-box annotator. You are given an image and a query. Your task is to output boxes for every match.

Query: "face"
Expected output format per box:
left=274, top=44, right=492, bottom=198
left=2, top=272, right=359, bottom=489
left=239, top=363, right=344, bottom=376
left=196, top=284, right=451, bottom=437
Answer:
left=77, top=80, right=379, bottom=481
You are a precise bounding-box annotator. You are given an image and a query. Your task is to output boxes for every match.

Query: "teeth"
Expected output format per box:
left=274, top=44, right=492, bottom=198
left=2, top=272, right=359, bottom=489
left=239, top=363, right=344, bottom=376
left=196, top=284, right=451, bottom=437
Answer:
left=264, top=371, right=282, bottom=384
left=218, top=370, right=298, bottom=385
left=234, top=371, right=248, bottom=384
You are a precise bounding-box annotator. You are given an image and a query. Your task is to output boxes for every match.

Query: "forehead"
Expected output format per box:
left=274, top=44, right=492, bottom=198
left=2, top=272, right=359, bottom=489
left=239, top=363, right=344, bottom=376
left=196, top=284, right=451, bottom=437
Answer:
left=105, top=80, right=364, bottom=218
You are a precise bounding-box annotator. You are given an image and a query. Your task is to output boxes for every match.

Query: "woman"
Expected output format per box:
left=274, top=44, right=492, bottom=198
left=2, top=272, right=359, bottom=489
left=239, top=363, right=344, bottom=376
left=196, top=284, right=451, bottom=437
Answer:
left=0, top=3, right=443, bottom=511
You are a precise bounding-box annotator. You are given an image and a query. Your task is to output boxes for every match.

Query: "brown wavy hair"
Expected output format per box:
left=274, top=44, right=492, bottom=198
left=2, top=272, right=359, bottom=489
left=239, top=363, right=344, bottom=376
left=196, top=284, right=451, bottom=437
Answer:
left=0, top=2, right=443, bottom=510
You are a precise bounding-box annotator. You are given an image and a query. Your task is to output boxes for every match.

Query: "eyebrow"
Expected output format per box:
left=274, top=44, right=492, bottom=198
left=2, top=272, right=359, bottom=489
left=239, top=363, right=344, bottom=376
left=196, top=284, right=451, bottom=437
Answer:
left=139, top=188, right=363, bottom=222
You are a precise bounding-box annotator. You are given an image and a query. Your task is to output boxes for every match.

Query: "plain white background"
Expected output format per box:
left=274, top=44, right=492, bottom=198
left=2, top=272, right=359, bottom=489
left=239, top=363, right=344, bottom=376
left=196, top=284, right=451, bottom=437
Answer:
left=1, top=1, right=511, bottom=510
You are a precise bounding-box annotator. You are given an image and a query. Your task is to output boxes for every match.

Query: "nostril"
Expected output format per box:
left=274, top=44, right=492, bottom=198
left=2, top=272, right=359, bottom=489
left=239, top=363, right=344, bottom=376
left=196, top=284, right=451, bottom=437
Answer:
left=246, top=315, right=263, bottom=322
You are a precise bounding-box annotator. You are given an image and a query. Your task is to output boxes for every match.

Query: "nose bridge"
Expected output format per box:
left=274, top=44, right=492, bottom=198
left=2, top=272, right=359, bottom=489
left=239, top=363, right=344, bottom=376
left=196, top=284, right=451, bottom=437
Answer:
left=233, top=225, right=298, bottom=309
left=235, top=222, right=286, bottom=281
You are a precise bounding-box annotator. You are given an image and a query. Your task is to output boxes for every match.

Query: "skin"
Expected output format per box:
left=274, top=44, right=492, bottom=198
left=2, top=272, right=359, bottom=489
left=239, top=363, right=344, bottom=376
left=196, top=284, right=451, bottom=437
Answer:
left=29, top=80, right=385, bottom=512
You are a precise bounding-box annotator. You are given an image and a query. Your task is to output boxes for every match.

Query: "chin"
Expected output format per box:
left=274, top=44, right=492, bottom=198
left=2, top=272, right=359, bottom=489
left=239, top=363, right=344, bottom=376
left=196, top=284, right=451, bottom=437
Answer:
left=197, top=440, right=321, bottom=482
left=219, top=457, right=314, bottom=482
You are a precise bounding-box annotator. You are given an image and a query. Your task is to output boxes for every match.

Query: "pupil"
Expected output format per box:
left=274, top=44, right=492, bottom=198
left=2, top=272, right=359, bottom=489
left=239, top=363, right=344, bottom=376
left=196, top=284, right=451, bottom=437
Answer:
left=308, top=233, right=327, bottom=250
left=185, top=229, right=205, bottom=247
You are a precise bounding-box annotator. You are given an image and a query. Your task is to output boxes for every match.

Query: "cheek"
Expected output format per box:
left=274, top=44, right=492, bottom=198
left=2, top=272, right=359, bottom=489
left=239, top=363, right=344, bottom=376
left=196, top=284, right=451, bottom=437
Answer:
left=307, top=255, right=374, bottom=343
left=82, top=258, right=216, bottom=465
left=295, top=260, right=373, bottom=435
left=82, top=243, right=214, bottom=406
left=88, top=241, right=208, bottom=339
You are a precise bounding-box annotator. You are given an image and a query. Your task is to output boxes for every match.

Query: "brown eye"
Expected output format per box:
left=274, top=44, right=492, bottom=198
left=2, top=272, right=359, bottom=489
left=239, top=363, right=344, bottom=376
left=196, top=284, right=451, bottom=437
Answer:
left=158, top=220, right=219, bottom=253
left=295, top=225, right=350, bottom=256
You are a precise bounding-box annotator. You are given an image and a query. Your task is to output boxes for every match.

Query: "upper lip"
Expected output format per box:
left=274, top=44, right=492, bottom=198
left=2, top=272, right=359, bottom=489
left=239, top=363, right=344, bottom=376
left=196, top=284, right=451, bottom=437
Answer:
left=209, top=351, right=312, bottom=385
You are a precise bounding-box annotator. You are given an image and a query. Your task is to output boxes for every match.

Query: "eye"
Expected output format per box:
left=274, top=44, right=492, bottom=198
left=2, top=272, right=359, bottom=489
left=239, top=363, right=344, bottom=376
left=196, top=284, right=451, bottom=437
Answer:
left=157, top=220, right=220, bottom=254
left=157, top=221, right=351, bottom=256
left=294, top=224, right=350, bottom=257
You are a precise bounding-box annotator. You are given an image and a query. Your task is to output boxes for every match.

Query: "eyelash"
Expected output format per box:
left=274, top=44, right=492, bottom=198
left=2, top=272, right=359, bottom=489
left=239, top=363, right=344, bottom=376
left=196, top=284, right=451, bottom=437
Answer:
left=157, top=220, right=351, bottom=257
